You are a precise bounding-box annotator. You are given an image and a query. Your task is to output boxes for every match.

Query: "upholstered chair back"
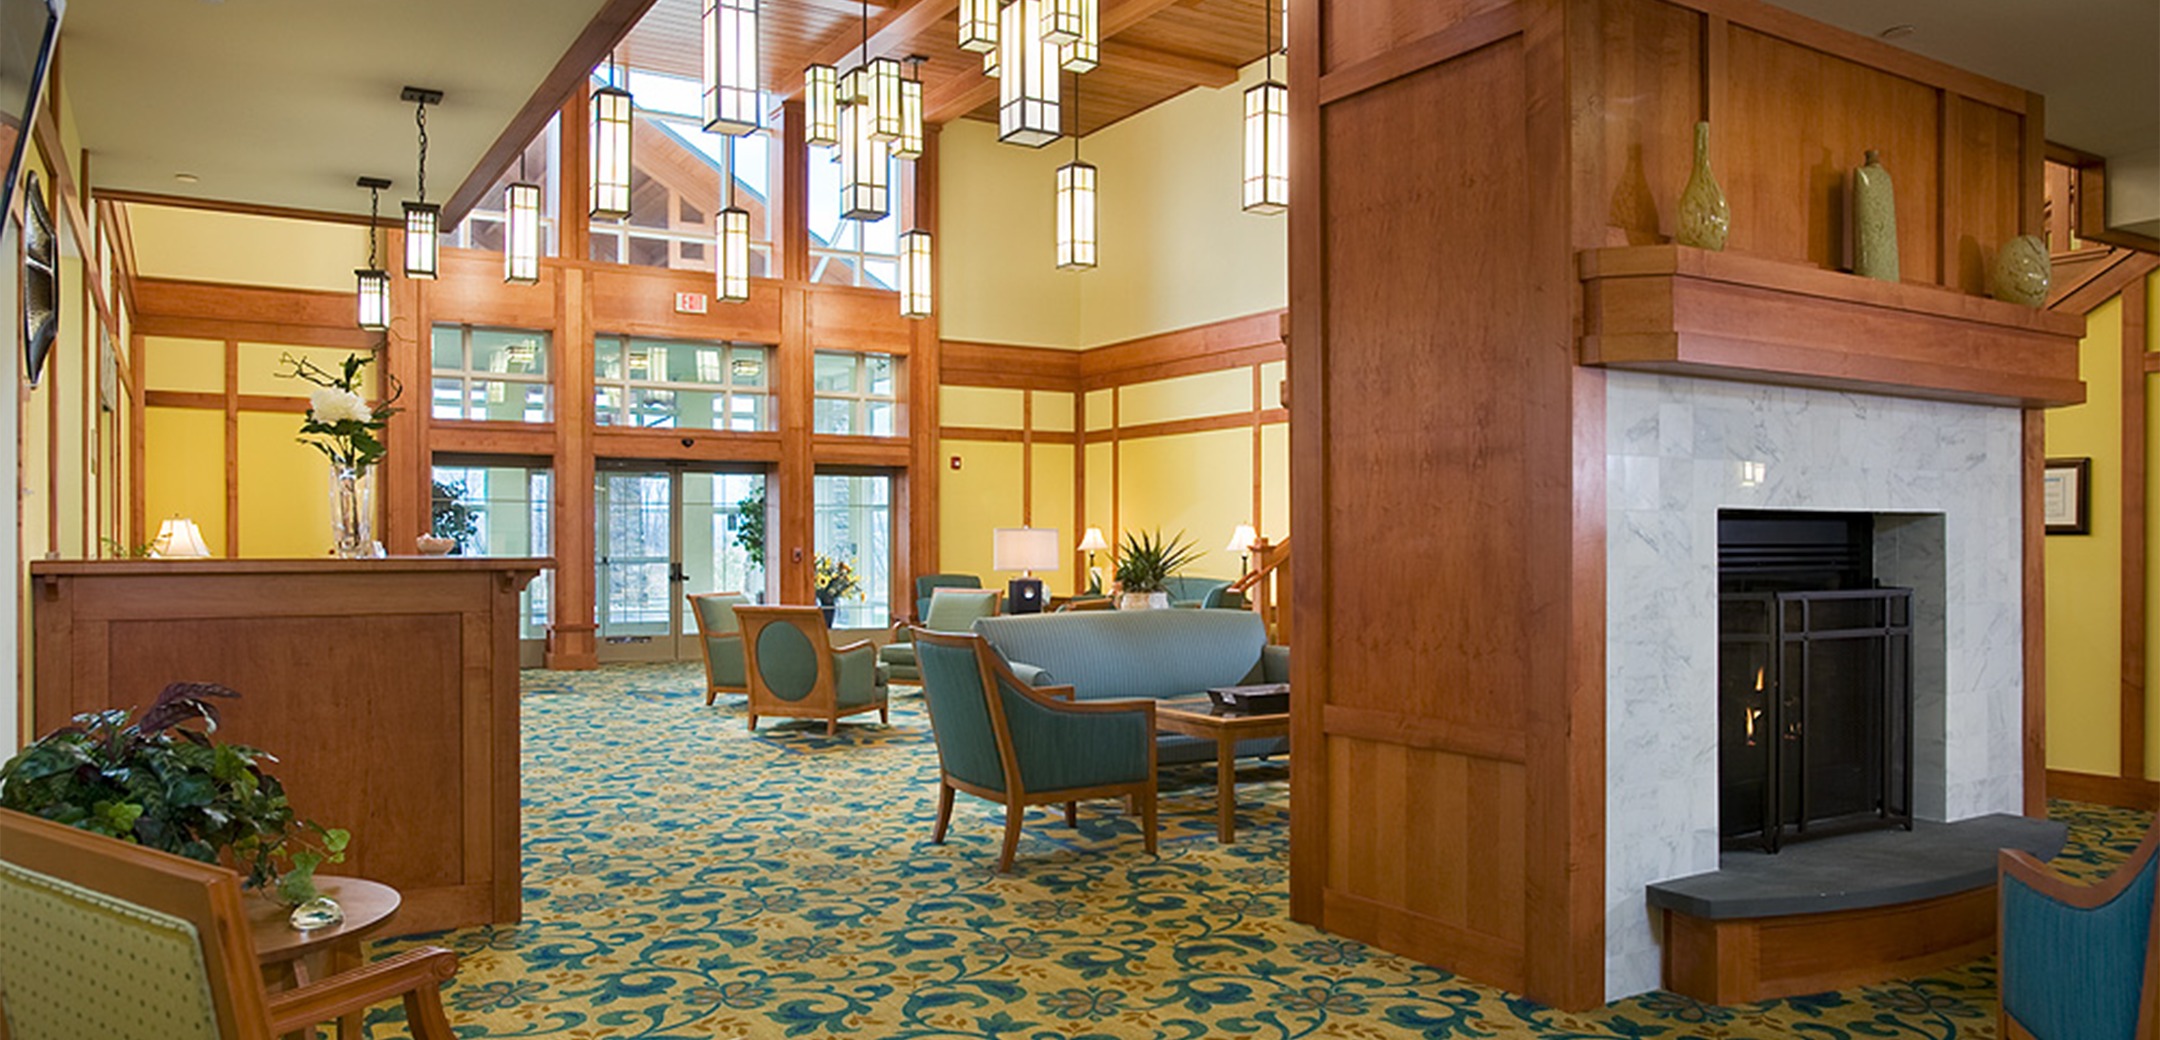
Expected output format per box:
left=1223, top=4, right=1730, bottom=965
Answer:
left=915, top=637, right=1009, bottom=792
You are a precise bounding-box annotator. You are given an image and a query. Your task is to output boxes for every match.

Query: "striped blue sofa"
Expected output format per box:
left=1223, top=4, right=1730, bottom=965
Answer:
left=970, top=608, right=1289, bottom=767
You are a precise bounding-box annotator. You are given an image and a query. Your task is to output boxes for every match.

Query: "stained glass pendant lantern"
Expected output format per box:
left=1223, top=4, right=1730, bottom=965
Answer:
left=1055, top=74, right=1094, bottom=269
left=504, top=150, right=541, bottom=284
left=716, top=138, right=751, bottom=303
left=839, top=96, right=888, bottom=220
left=997, top=0, right=1060, bottom=146
left=892, top=58, right=925, bottom=161
left=1045, top=0, right=1084, bottom=45
left=863, top=57, right=904, bottom=143
left=591, top=58, right=634, bottom=219
left=1241, top=4, right=1288, bottom=215
left=401, top=87, right=443, bottom=280
left=805, top=64, right=841, bottom=147
left=898, top=229, right=932, bottom=318
left=958, top=0, right=998, bottom=53
left=1058, top=0, right=1098, bottom=73
left=704, top=0, right=761, bottom=135
left=355, top=176, right=391, bottom=331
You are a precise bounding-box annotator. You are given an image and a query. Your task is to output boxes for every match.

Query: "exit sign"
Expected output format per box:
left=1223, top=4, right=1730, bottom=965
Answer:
left=674, top=292, right=709, bottom=315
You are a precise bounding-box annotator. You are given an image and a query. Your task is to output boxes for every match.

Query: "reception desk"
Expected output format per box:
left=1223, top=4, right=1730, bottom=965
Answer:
left=29, top=557, right=547, bottom=935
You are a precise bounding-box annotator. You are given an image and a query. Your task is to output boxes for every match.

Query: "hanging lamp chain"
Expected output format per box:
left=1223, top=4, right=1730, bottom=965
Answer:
left=414, top=100, right=429, bottom=205
left=367, top=184, right=380, bottom=269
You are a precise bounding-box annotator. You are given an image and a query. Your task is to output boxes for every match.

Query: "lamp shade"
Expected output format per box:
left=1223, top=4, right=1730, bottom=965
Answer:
left=150, top=518, right=212, bottom=559
left=992, top=527, right=1061, bottom=573
left=1077, top=526, right=1109, bottom=552
left=1225, top=524, right=1258, bottom=553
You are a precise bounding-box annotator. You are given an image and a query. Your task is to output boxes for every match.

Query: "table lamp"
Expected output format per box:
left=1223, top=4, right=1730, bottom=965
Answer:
left=1225, top=523, right=1258, bottom=575
left=993, top=527, right=1060, bottom=614
left=1077, top=526, right=1108, bottom=593
left=149, top=517, right=213, bottom=558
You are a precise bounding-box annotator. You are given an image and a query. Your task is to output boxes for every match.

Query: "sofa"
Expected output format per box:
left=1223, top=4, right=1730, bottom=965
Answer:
left=970, top=608, right=1289, bottom=767
left=1159, top=576, right=1246, bottom=610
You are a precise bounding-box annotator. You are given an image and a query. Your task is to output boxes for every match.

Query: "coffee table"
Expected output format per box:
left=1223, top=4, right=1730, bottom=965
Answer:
left=1154, top=695, right=1290, bottom=843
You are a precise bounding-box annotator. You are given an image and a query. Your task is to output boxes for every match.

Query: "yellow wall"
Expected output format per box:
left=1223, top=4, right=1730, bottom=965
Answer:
left=2045, top=270, right=2160, bottom=782
left=938, top=60, right=1288, bottom=350
left=934, top=384, right=1080, bottom=598
left=128, top=204, right=359, bottom=292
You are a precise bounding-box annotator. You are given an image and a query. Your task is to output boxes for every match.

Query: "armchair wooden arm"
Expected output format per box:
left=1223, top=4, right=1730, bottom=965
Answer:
left=833, top=638, right=874, bottom=656
left=265, top=946, right=461, bottom=1039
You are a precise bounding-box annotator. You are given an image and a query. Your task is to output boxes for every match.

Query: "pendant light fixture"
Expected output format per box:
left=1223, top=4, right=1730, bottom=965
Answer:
left=892, top=55, right=925, bottom=161
left=1058, top=0, right=1098, bottom=73
left=1045, top=0, right=1084, bottom=45
left=897, top=125, right=931, bottom=318
left=504, top=153, right=541, bottom=284
left=1055, top=75, right=1095, bottom=269
left=838, top=88, right=888, bottom=220
left=1242, top=0, right=1288, bottom=215
left=401, top=87, right=443, bottom=280
left=591, top=53, right=634, bottom=219
left=716, top=137, right=751, bottom=303
left=958, top=0, right=998, bottom=53
left=998, top=0, right=1060, bottom=146
left=805, top=64, right=841, bottom=147
left=704, top=0, right=761, bottom=135
left=355, top=177, right=391, bottom=331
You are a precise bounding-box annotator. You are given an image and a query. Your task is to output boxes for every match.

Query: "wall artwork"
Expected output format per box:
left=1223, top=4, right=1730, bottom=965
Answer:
left=2043, top=457, right=2091, bottom=535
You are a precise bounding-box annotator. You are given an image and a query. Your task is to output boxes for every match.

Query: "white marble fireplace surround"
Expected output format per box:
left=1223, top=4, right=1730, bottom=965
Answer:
left=1602, top=370, right=2026, bottom=1000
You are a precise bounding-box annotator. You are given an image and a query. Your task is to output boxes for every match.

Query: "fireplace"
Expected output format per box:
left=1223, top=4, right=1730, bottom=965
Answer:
left=1718, top=511, right=1914, bottom=852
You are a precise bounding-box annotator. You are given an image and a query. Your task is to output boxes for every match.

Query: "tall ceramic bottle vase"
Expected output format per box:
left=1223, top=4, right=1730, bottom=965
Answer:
left=1677, top=121, right=1730, bottom=251
left=1852, top=149, right=1899, bottom=282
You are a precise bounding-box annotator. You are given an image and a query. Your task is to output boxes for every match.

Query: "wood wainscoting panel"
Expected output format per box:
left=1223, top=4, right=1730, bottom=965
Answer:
left=1662, top=888, right=1998, bottom=1004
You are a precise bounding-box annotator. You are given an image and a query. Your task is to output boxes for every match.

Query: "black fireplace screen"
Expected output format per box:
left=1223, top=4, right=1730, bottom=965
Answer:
left=1718, top=588, right=1914, bottom=852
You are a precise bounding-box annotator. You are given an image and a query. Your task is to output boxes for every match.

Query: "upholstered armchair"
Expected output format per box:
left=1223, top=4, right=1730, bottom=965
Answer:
left=1159, top=576, right=1245, bottom=610
left=913, top=573, right=982, bottom=623
left=688, top=591, right=752, bottom=705
left=0, top=808, right=463, bottom=1040
left=1997, top=818, right=2160, bottom=1040
left=881, top=587, right=1002, bottom=682
left=912, top=629, right=1157, bottom=872
left=735, top=606, right=889, bottom=735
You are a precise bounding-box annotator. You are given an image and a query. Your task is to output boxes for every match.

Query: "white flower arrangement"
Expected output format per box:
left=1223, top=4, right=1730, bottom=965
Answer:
left=308, top=387, right=373, bottom=426
left=279, top=352, right=400, bottom=470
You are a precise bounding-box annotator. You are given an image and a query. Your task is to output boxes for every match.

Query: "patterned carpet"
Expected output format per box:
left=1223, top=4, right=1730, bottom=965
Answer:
left=364, top=662, right=2149, bottom=1039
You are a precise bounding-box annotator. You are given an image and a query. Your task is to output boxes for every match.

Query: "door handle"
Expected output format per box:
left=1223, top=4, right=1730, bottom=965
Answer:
left=669, top=562, right=687, bottom=584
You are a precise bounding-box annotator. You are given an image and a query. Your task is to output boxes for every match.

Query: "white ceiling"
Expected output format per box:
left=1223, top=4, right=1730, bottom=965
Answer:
left=1764, top=0, right=2159, bottom=238
left=61, top=0, right=615, bottom=221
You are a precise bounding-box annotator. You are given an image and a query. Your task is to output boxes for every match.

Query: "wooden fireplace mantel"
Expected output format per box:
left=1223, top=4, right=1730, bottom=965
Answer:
left=1579, top=245, right=2087, bottom=409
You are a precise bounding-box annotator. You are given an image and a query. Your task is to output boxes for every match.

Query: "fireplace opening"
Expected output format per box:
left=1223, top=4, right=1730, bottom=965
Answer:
left=1718, top=511, right=1914, bottom=852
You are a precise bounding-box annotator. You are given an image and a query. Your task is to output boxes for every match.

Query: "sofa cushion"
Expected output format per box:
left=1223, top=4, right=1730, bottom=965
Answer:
left=972, top=609, right=1266, bottom=702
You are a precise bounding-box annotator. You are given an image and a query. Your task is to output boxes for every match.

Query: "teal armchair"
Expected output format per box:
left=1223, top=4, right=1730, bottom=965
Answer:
left=1998, top=818, right=2160, bottom=1040
left=688, top=591, right=752, bottom=705
left=736, top=606, right=889, bottom=735
left=913, top=573, right=982, bottom=622
left=913, top=629, right=1157, bottom=872
left=1159, top=576, right=1245, bottom=610
left=881, top=587, right=1002, bottom=682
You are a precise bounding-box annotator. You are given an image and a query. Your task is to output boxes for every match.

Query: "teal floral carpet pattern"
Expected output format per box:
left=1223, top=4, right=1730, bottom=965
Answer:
left=366, top=662, right=2148, bottom=1039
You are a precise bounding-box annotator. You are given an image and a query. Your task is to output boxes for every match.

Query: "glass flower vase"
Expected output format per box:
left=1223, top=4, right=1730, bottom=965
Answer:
left=329, top=464, right=376, bottom=559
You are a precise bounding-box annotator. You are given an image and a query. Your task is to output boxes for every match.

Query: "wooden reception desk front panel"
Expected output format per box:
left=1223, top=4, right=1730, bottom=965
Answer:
left=29, top=558, right=548, bottom=935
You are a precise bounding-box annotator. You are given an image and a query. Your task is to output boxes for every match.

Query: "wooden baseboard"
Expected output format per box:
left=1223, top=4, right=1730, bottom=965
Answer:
left=2046, top=769, right=2160, bottom=811
left=1662, top=888, right=1997, bottom=1005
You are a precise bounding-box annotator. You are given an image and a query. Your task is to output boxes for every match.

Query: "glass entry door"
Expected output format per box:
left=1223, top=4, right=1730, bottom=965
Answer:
left=596, top=466, right=767, bottom=662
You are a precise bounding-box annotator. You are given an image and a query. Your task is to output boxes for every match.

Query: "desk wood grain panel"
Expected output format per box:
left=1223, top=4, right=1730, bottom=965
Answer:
left=29, top=560, right=540, bottom=935
left=1322, top=705, right=1527, bottom=762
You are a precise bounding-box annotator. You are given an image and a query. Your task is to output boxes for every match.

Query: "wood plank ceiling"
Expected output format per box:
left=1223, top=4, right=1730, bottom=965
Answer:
left=613, top=0, right=1277, bottom=137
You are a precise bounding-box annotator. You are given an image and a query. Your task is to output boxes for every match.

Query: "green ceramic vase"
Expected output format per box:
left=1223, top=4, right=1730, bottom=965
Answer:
left=1677, top=121, right=1730, bottom=251
left=1989, top=234, right=2051, bottom=308
left=1852, top=149, right=1898, bottom=282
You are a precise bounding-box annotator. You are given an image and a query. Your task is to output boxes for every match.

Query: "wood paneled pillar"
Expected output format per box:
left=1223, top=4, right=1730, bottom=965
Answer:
left=384, top=250, right=425, bottom=553
left=904, top=127, right=943, bottom=591
left=775, top=99, right=814, bottom=604
left=547, top=265, right=598, bottom=669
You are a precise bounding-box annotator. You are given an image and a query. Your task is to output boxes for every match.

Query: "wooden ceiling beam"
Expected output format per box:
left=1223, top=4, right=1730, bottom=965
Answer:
left=919, top=0, right=1201, bottom=125
left=785, top=0, right=963, bottom=94
left=1099, top=40, right=1238, bottom=87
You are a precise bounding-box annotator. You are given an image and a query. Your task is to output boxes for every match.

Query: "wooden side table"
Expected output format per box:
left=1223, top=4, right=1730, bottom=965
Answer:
left=1154, top=698, right=1291, bottom=843
left=249, top=876, right=402, bottom=1039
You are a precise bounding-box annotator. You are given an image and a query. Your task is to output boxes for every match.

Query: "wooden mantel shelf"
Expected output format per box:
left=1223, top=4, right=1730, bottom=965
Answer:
left=1578, top=245, right=2087, bottom=408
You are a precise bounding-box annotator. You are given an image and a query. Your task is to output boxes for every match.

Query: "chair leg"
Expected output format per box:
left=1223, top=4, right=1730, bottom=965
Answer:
left=705, top=687, right=717, bottom=706
left=999, top=802, right=1024, bottom=872
left=1064, top=801, right=1078, bottom=828
left=932, top=782, right=955, bottom=845
left=747, top=713, right=758, bottom=731
left=826, top=717, right=839, bottom=737
left=880, top=704, right=889, bottom=724
left=1139, top=788, right=1158, bottom=856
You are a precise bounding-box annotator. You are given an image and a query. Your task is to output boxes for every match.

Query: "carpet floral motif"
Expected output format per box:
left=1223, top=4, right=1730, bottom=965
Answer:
left=368, top=662, right=2148, bottom=1039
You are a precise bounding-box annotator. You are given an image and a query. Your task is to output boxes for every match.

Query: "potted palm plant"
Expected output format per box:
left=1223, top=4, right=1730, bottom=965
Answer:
left=1112, top=528, right=1200, bottom=610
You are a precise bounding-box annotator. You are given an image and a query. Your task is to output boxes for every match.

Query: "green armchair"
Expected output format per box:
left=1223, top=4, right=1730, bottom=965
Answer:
left=687, top=591, right=752, bottom=705
left=913, top=573, right=982, bottom=622
left=1997, top=816, right=2160, bottom=1040
left=1159, top=576, right=1245, bottom=609
left=913, top=629, right=1157, bottom=872
left=736, top=606, right=889, bottom=736
left=881, top=587, right=1002, bottom=682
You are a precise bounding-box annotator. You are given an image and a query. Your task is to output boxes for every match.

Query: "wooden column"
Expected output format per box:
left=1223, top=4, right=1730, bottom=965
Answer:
left=547, top=266, right=599, bottom=670
left=776, top=99, right=814, bottom=604
left=383, top=245, right=425, bottom=553
left=2125, top=274, right=2149, bottom=781
left=906, top=127, right=943, bottom=592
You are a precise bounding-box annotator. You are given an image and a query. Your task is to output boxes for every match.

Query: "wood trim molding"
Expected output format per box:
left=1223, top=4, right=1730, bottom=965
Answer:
left=96, top=188, right=384, bottom=229
left=2046, top=769, right=2160, bottom=811
left=937, top=425, right=1078, bottom=446
left=143, top=391, right=309, bottom=415
left=2024, top=409, right=2048, bottom=817
left=1316, top=4, right=1525, bottom=106
left=1080, top=310, right=1287, bottom=389
left=2051, top=252, right=2160, bottom=317
left=940, top=341, right=1083, bottom=391
left=2124, top=275, right=2149, bottom=781
left=1117, top=408, right=1287, bottom=442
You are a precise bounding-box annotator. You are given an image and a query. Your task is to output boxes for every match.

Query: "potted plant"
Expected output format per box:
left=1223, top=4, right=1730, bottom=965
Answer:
left=0, top=682, right=350, bottom=914
left=1112, top=528, right=1200, bottom=610
left=813, top=554, right=862, bottom=626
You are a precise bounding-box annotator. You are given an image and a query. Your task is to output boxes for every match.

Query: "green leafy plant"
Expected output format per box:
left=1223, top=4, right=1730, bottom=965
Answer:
left=0, top=682, right=349, bottom=905
left=1113, top=528, right=1201, bottom=595
left=734, top=485, right=767, bottom=569
left=278, top=351, right=402, bottom=471
left=814, top=555, right=862, bottom=601
left=100, top=535, right=154, bottom=559
left=431, top=479, right=481, bottom=553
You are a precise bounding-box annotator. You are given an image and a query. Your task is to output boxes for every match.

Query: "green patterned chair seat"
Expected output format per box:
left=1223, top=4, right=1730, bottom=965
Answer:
left=0, top=860, right=220, bottom=1040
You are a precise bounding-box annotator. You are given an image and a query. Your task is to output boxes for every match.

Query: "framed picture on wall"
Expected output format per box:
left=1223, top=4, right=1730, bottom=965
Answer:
left=2043, top=457, right=2091, bottom=535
